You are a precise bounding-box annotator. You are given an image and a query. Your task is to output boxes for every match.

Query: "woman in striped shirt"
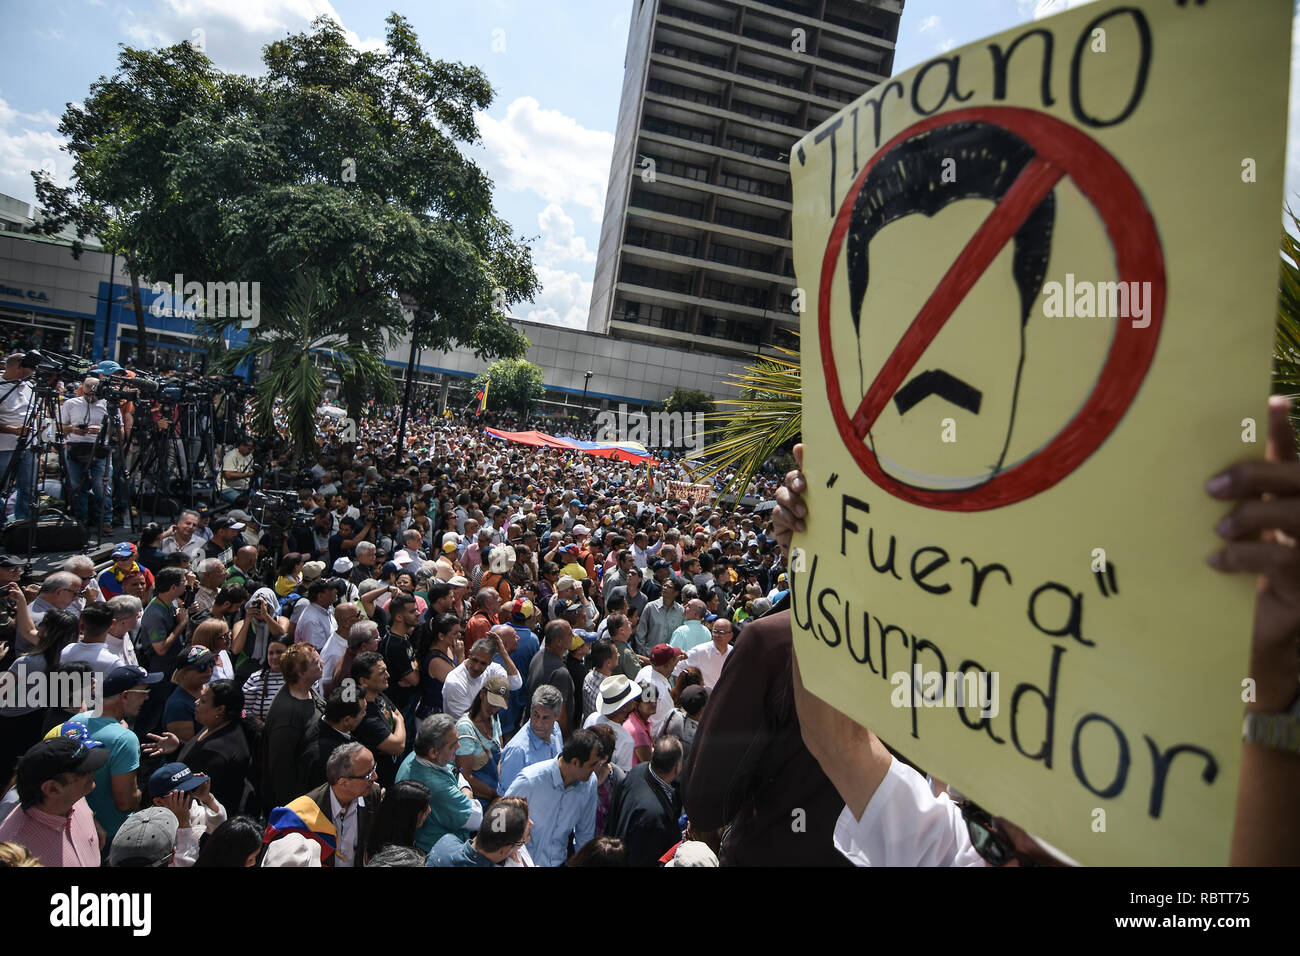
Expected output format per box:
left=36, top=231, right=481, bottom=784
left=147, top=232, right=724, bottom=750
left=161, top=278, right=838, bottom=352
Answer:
left=241, top=639, right=288, bottom=726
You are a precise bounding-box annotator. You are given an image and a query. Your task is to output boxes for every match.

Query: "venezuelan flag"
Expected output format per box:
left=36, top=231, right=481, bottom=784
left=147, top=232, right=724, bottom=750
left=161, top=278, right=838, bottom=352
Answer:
left=263, top=799, right=337, bottom=862
left=477, top=379, right=490, bottom=415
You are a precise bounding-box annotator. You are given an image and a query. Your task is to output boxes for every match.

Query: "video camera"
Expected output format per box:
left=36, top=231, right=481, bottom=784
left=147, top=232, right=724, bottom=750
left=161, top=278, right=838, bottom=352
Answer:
left=95, top=373, right=161, bottom=404
left=19, top=349, right=92, bottom=384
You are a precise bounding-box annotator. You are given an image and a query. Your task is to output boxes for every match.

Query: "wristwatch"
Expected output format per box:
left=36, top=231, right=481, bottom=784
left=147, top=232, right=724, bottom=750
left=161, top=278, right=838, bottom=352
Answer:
left=1242, top=691, right=1300, bottom=753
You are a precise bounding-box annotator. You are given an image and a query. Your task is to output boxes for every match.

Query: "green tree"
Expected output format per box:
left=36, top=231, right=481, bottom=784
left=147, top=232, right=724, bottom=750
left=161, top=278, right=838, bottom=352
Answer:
left=664, top=387, right=715, bottom=414
left=220, top=269, right=398, bottom=458
left=33, top=13, right=538, bottom=448
left=472, top=359, right=546, bottom=418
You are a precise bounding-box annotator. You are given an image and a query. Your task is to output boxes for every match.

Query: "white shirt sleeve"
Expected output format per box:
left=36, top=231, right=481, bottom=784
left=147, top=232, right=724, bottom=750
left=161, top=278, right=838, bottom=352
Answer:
left=491, top=661, right=522, bottom=692
left=831, top=757, right=987, bottom=867
left=171, top=825, right=200, bottom=867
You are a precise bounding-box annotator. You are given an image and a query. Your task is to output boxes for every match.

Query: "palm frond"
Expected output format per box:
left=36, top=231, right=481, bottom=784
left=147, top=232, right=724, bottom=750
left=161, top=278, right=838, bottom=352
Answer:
left=695, top=343, right=802, bottom=503
left=1275, top=206, right=1300, bottom=438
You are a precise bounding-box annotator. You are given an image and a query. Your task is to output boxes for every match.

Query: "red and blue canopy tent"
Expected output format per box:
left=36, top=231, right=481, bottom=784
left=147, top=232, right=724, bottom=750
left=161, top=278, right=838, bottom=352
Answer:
left=484, top=428, right=657, bottom=465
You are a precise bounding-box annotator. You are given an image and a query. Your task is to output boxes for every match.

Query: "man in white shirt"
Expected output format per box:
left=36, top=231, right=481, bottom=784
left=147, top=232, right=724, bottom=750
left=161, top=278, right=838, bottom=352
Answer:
left=0, top=352, right=37, bottom=529
left=105, top=595, right=142, bottom=668
left=441, top=632, right=523, bottom=719
left=631, top=531, right=662, bottom=570
left=294, top=579, right=339, bottom=651
left=160, top=509, right=206, bottom=561
left=681, top=617, right=733, bottom=690
left=396, top=529, right=424, bottom=575
left=59, top=376, right=114, bottom=531
left=58, top=601, right=122, bottom=678
left=218, top=437, right=255, bottom=502
left=318, top=603, right=361, bottom=696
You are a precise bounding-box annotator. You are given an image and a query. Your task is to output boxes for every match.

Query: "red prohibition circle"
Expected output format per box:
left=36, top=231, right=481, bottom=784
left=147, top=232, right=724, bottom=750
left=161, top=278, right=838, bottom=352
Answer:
left=818, top=106, right=1166, bottom=511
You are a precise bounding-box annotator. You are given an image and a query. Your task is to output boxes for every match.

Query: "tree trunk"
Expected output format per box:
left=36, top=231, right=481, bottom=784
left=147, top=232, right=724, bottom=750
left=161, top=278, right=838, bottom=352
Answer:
left=129, top=268, right=147, bottom=367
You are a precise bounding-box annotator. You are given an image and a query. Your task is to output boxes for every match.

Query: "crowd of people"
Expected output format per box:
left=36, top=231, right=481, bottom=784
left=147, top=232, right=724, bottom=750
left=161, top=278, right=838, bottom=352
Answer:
left=4, top=383, right=1296, bottom=870
left=0, top=399, right=790, bottom=867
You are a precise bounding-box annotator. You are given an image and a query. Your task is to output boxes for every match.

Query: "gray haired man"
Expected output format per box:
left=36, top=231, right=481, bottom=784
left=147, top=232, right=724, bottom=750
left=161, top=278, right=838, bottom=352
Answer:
left=497, top=684, right=565, bottom=795
left=290, top=741, right=381, bottom=868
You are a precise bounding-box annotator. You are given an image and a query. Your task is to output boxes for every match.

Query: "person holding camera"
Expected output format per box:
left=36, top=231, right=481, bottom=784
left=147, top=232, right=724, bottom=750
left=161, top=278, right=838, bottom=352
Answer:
left=0, top=352, right=37, bottom=532
left=59, top=375, right=115, bottom=535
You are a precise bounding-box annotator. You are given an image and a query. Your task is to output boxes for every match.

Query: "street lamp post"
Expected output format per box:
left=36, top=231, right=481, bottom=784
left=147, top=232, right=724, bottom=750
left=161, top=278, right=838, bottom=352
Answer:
left=581, top=370, right=593, bottom=427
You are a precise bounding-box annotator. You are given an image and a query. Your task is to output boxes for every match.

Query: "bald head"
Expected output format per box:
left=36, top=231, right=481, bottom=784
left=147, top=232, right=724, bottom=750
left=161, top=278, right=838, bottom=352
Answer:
left=685, top=599, right=707, bottom=621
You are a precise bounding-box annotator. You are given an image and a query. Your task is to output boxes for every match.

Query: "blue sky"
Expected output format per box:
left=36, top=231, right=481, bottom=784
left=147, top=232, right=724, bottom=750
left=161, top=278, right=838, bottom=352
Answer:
left=2, top=1, right=1296, bottom=328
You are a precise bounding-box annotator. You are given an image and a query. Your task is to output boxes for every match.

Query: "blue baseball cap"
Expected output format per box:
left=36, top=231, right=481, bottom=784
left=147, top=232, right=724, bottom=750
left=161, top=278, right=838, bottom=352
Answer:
left=148, top=762, right=207, bottom=799
left=104, top=664, right=163, bottom=698
left=94, top=360, right=123, bottom=375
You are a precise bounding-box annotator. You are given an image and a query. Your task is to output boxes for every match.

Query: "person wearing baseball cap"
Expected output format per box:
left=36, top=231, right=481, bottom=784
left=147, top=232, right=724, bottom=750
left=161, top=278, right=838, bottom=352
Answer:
left=0, top=736, right=108, bottom=866
left=455, top=673, right=510, bottom=799
left=581, top=674, right=641, bottom=771
left=144, top=761, right=226, bottom=866
left=203, top=515, right=246, bottom=564
left=98, top=541, right=154, bottom=598
left=633, top=645, right=682, bottom=737
left=67, top=665, right=161, bottom=840
left=162, top=646, right=217, bottom=741
left=108, top=806, right=178, bottom=867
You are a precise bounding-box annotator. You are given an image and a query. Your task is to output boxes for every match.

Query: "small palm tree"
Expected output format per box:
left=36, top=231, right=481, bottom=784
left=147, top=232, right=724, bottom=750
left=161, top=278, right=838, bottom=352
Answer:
left=212, top=269, right=398, bottom=457
left=694, top=342, right=801, bottom=500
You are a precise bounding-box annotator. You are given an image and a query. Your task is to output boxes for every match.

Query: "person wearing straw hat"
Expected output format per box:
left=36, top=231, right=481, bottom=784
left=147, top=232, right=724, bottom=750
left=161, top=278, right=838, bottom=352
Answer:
left=581, top=674, right=641, bottom=771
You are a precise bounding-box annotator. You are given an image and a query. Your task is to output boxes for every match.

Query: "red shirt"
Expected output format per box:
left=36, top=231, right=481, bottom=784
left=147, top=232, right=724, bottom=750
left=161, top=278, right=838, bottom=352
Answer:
left=465, top=611, right=498, bottom=648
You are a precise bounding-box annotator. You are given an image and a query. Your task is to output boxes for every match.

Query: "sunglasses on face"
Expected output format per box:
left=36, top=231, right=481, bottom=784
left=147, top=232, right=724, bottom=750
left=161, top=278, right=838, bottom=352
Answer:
left=958, top=801, right=1039, bottom=867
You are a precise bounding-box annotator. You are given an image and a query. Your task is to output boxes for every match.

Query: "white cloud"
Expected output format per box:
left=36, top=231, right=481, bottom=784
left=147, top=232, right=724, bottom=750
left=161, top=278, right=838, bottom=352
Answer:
left=517, top=266, right=593, bottom=329
left=474, top=97, right=614, bottom=222
left=117, top=0, right=386, bottom=75
left=937, top=38, right=956, bottom=53
left=918, top=15, right=941, bottom=33
left=0, top=95, right=69, bottom=206
left=535, top=203, right=595, bottom=267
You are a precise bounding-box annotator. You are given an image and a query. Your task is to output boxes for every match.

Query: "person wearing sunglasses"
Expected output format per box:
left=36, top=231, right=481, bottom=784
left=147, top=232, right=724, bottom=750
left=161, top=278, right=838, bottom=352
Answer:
left=161, top=647, right=217, bottom=744
left=68, top=665, right=163, bottom=843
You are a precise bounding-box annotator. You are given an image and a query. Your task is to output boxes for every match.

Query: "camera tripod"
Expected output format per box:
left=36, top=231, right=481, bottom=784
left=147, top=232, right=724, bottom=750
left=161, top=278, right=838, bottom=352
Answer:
left=0, top=376, right=112, bottom=567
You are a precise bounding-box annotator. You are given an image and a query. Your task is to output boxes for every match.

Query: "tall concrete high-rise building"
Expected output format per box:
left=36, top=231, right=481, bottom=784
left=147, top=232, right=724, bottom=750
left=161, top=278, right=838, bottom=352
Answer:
left=587, top=0, right=906, bottom=357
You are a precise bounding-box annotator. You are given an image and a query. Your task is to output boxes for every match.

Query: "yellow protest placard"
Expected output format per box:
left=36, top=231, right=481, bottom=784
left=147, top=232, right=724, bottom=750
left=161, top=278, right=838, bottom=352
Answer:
left=789, top=0, right=1292, bottom=865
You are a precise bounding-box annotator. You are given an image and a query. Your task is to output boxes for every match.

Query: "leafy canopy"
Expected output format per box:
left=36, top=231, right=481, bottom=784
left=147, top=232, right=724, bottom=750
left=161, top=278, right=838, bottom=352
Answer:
left=472, top=358, right=546, bottom=416
left=35, top=12, right=538, bottom=365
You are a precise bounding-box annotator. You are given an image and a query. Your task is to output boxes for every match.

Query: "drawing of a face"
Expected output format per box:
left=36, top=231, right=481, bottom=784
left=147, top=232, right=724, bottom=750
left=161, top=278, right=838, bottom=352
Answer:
left=844, top=122, right=1055, bottom=493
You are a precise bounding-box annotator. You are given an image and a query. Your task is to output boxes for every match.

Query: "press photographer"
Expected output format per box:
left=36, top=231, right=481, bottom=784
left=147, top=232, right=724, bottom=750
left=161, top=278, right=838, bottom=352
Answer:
left=0, top=352, right=37, bottom=531
left=59, top=375, right=117, bottom=536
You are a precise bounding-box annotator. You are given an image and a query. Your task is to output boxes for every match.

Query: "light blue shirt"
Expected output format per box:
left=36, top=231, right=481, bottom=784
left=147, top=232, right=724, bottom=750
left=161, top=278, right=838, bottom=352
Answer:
left=396, top=752, right=472, bottom=853
left=497, top=721, right=563, bottom=795
left=669, top=619, right=711, bottom=651
left=503, top=758, right=596, bottom=867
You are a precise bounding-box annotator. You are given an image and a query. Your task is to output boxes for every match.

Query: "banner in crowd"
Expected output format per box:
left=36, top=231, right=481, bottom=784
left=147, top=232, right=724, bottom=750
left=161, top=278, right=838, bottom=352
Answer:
left=666, top=480, right=714, bottom=505
left=484, top=428, right=657, bottom=465
left=788, top=0, right=1291, bottom=865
